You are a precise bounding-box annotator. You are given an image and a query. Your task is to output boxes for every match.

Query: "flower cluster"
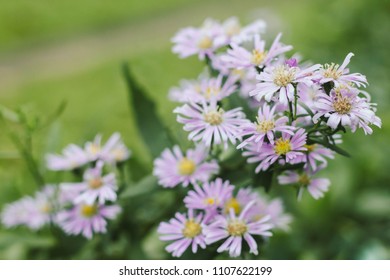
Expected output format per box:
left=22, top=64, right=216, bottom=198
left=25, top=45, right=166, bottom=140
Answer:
left=155, top=17, right=381, bottom=258
left=1, top=133, right=129, bottom=239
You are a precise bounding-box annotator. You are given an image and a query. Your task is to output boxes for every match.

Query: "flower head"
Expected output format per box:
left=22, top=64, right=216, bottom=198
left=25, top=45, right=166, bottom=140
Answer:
left=174, top=99, right=248, bottom=149
left=56, top=203, right=120, bottom=239
left=153, top=145, right=219, bottom=188
left=243, top=128, right=307, bottom=172
left=60, top=161, right=118, bottom=205
left=204, top=201, right=273, bottom=257
left=158, top=210, right=206, bottom=257
left=46, top=144, right=89, bottom=171
left=237, top=103, right=295, bottom=149
left=278, top=170, right=330, bottom=200
left=313, top=86, right=381, bottom=134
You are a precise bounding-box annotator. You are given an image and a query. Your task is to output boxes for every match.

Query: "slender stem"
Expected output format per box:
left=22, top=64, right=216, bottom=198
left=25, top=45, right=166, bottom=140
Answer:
left=288, top=101, right=294, bottom=124
left=293, top=84, right=298, bottom=120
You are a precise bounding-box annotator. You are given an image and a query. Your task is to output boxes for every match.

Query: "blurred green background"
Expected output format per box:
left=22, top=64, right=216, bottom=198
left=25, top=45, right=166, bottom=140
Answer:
left=0, top=0, right=389, bottom=259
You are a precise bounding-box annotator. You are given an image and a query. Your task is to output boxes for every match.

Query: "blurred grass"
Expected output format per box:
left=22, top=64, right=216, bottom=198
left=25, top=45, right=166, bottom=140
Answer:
left=0, top=0, right=389, bottom=259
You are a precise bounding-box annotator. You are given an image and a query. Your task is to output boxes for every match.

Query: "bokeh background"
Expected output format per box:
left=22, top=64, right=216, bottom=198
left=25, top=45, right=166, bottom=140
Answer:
left=0, top=0, right=389, bottom=259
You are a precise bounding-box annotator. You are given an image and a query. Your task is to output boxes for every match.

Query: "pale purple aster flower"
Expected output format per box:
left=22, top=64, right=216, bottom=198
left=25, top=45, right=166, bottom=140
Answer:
left=237, top=103, right=295, bottom=149
left=184, top=178, right=234, bottom=212
left=56, top=203, right=120, bottom=239
left=46, top=144, right=89, bottom=171
left=304, top=143, right=334, bottom=172
left=1, top=186, right=56, bottom=230
left=169, top=78, right=202, bottom=103
left=172, top=18, right=224, bottom=60
left=84, top=134, right=103, bottom=162
left=318, top=53, right=367, bottom=87
left=153, top=144, right=219, bottom=188
left=214, top=17, right=266, bottom=45
left=223, top=188, right=292, bottom=231
left=174, top=99, right=248, bottom=149
left=250, top=62, right=320, bottom=105
left=204, top=201, right=273, bottom=257
left=100, top=133, right=131, bottom=164
left=158, top=209, right=206, bottom=257
left=278, top=170, right=330, bottom=200
left=221, top=33, right=292, bottom=69
left=243, top=128, right=307, bottom=172
left=313, top=86, right=381, bottom=134
left=61, top=161, right=117, bottom=205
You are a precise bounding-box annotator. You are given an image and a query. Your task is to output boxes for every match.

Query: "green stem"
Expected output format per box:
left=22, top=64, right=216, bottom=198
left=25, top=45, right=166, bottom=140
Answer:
left=293, top=84, right=298, bottom=120
left=288, top=101, right=294, bottom=124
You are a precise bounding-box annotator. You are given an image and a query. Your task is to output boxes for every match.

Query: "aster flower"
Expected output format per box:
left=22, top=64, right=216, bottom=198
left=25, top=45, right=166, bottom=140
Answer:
left=1, top=186, right=56, bottom=230
left=169, top=78, right=202, bottom=103
left=100, top=133, right=131, bottom=164
left=184, top=178, right=234, bottom=212
left=158, top=210, right=206, bottom=257
left=313, top=85, right=381, bottom=134
left=46, top=144, right=89, bottom=171
left=172, top=18, right=223, bottom=60
left=250, top=62, right=320, bottom=105
left=223, top=188, right=292, bottom=231
left=56, top=203, right=121, bottom=239
left=237, top=103, right=295, bottom=149
left=243, top=128, right=307, bottom=172
left=221, top=33, right=292, bottom=69
left=318, top=53, right=367, bottom=87
left=153, top=145, right=219, bottom=188
left=304, top=143, right=334, bottom=172
left=204, top=201, right=273, bottom=257
left=60, top=161, right=117, bottom=205
left=215, top=17, right=266, bottom=45
left=278, top=170, right=330, bottom=200
left=174, top=99, right=248, bottom=149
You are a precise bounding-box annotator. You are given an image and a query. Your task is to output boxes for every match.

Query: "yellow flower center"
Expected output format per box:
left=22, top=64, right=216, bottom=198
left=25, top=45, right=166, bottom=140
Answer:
left=177, top=157, right=196, bottom=176
left=273, top=65, right=296, bottom=87
left=224, top=198, right=241, bottom=215
left=204, top=197, right=219, bottom=206
left=298, top=174, right=311, bottom=186
left=40, top=203, right=52, bottom=214
left=182, top=219, right=202, bottom=238
left=225, top=23, right=241, bottom=37
left=81, top=204, right=98, bottom=218
left=256, top=118, right=275, bottom=133
left=323, top=63, right=342, bottom=80
left=204, top=109, right=224, bottom=125
left=333, top=96, right=352, bottom=114
left=304, top=144, right=316, bottom=152
left=274, top=138, right=292, bottom=155
left=112, top=148, right=126, bottom=161
left=204, top=86, right=220, bottom=99
left=251, top=49, right=267, bottom=65
left=89, top=178, right=103, bottom=189
left=198, top=36, right=213, bottom=49
left=227, top=220, right=248, bottom=236
left=88, top=143, right=101, bottom=155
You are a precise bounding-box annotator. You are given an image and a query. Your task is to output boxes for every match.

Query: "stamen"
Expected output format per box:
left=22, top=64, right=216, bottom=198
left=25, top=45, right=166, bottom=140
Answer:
left=224, top=198, right=241, bottom=214
left=182, top=219, right=202, bottom=238
left=274, top=138, right=292, bottom=155
left=81, top=204, right=98, bottom=218
left=273, top=65, right=296, bottom=87
left=256, top=117, right=275, bottom=133
left=251, top=49, right=267, bottom=65
left=204, top=109, right=224, bottom=125
left=177, top=158, right=196, bottom=175
left=227, top=220, right=248, bottom=236
left=198, top=36, right=213, bottom=49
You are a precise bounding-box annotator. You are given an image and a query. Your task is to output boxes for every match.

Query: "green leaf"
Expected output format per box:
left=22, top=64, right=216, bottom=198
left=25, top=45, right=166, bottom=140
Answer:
left=122, top=63, right=171, bottom=159
left=0, top=105, right=20, bottom=123
left=253, top=169, right=274, bottom=192
left=120, top=174, right=158, bottom=199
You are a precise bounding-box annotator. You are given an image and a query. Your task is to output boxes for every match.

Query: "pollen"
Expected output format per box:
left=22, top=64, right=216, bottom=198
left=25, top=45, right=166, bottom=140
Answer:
left=89, top=143, right=101, bottom=155
left=274, top=138, right=292, bottom=155
left=224, top=198, right=241, bottom=215
left=204, top=86, right=220, bottom=99
left=89, top=178, right=103, bottom=189
left=40, top=203, right=52, bottom=214
left=198, top=36, right=213, bottom=49
left=227, top=220, right=248, bottom=236
left=273, top=65, right=296, bottom=87
left=204, top=197, right=218, bottom=206
left=298, top=174, right=311, bottom=186
left=177, top=157, right=196, bottom=175
left=256, top=118, right=275, bottom=133
left=81, top=204, right=98, bottom=218
left=323, top=63, right=342, bottom=80
left=304, top=144, right=316, bottom=152
left=204, top=109, right=224, bottom=125
left=333, top=96, right=352, bottom=114
left=182, top=219, right=202, bottom=238
left=251, top=49, right=267, bottom=65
